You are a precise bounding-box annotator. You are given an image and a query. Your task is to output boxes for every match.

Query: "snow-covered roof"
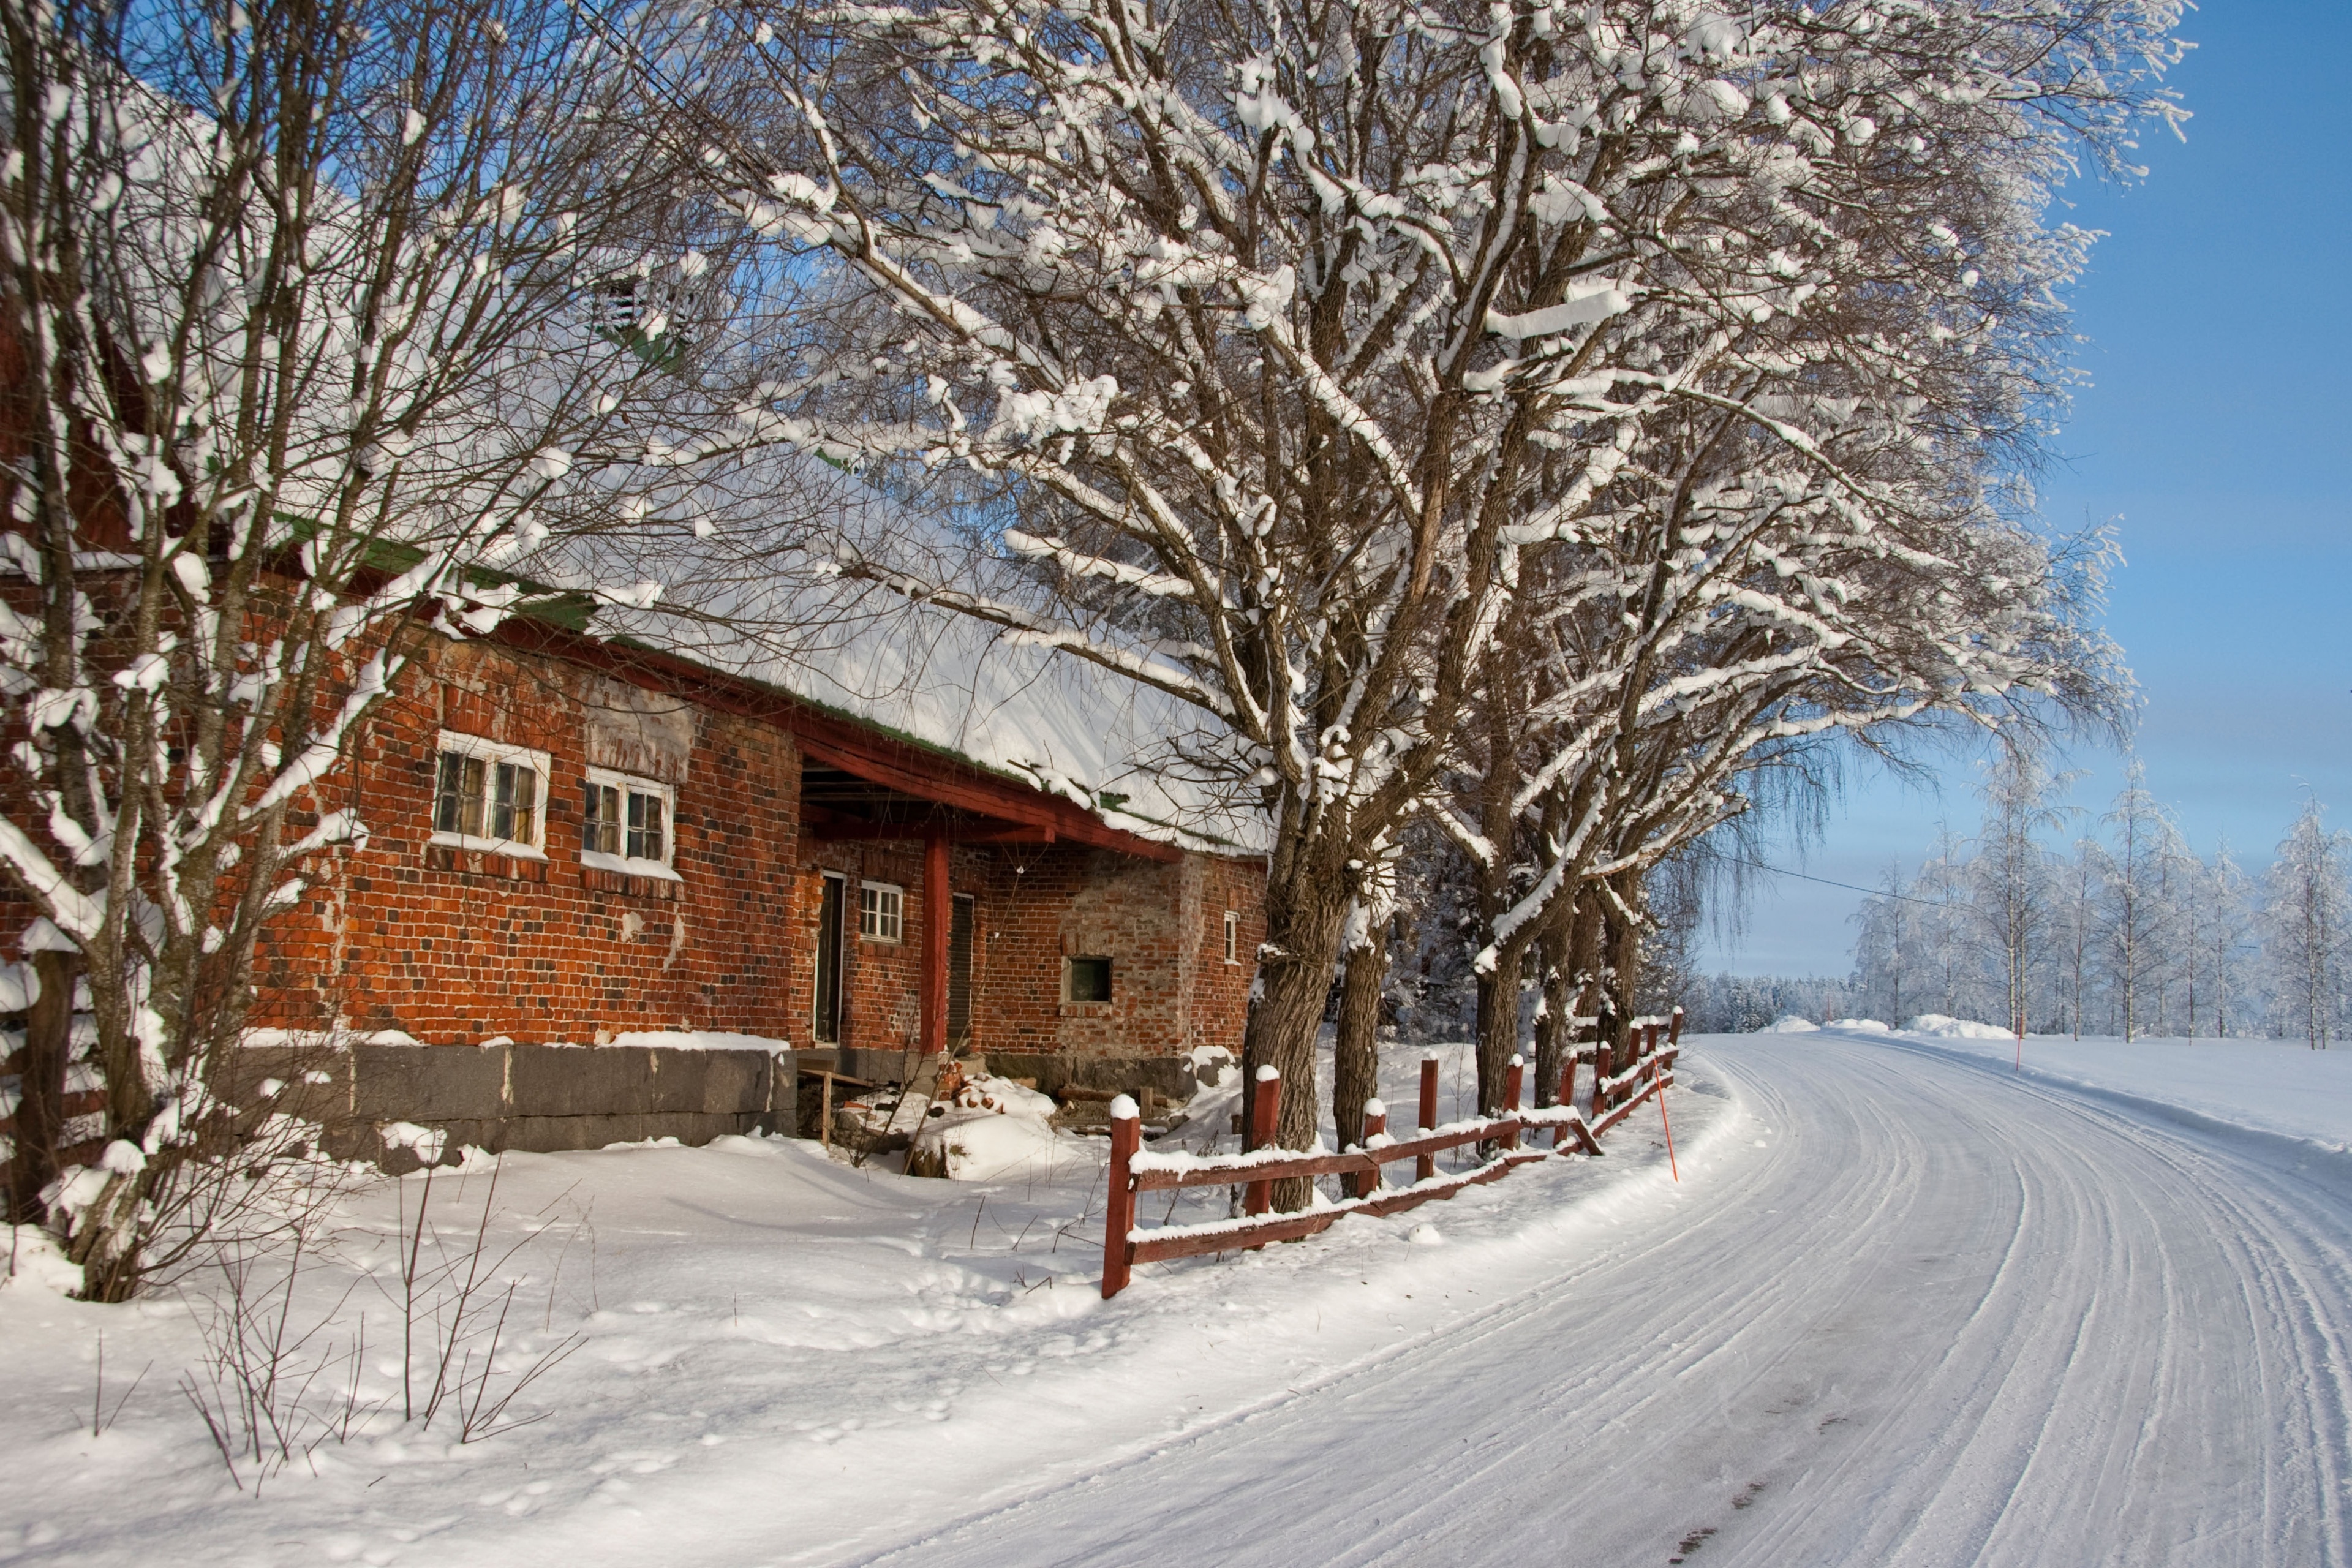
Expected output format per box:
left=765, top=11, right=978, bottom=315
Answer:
left=516, top=458, right=1263, bottom=855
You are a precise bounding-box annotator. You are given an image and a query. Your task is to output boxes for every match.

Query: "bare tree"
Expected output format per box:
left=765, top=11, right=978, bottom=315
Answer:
left=2206, top=837, right=2255, bottom=1039
left=2263, top=798, right=2348, bottom=1049
left=2098, top=763, right=2176, bottom=1042
left=0, top=0, right=806, bottom=1295
left=1971, top=752, right=2071, bottom=1038
left=674, top=0, right=2180, bottom=1189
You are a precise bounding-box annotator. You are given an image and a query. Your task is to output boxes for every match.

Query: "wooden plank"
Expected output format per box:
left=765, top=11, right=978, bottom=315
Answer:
left=1130, top=1118, right=1521, bottom=1191
left=1134, top=1148, right=1379, bottom=1192
left=1129, top=1153, right=1551, bottom=1262
left=1591, top=1071, right=1672, bottom=1137
left=1130, top=1207, right=1343, bottom=1263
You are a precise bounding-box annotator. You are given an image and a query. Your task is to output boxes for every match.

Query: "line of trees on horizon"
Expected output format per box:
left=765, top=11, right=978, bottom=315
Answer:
left=1838, top=758, right=2348, bottom=1047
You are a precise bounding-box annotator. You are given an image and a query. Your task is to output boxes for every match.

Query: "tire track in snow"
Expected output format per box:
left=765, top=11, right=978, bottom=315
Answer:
left=844, top=1033, right=2352, bottom=1568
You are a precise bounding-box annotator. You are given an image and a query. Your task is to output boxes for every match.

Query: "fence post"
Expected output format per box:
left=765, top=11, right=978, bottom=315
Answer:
left=1102, top=1096, right=1140, bottom=1299
left=1669, top=1005, right=1684, bottom=1046
left=1355, top=1098, right=1387, bottom=1198
left=1503, top=1055, right=1524, bottom=1150
left=1590, top=1038, right=1610, bottom=1120
left=1245, top=1066, right=1280, bottom=1216
left=1417, top=1052, right=1440, bottom=1182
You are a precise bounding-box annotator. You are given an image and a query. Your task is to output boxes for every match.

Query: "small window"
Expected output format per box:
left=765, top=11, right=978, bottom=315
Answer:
left=431, top=732, right=548, bottom=856
left=1066, top=956, right=1112, bottom=1003
left=1223, top=910, right=1240, bottom=965
left=582, top=767, right=675, bottom=876
left=859, top=881, right=903, bottom=943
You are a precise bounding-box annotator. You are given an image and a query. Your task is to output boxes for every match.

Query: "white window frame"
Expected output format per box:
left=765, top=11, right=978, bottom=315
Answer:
left=859, top=881, right=904, bottom=944
left=580, top=764, right=680, bottom=881
left=430, top=731, right=550, bottom=859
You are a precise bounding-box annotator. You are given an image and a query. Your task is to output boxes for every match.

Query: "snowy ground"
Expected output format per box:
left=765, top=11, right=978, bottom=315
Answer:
left=6, top=1026, right=2349, bottom=1566
left=0, top=1040, right=1715, bottom=1567
left=1888, top=1023, right=2352, bottom=1152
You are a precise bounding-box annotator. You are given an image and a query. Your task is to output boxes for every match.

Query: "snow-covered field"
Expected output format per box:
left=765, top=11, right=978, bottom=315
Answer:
left=1769, top=1013, right=2352, bottom=1151
left=0, top=1041, right=1721, bottom=1567
left=8, top=1024, right=2351, bottom=1565
left=1913, top=1028, right=2352, bottom=1151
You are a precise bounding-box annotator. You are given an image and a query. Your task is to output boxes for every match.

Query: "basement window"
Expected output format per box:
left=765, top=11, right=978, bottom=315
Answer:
left=582, top=767, right=678, bottom=880
left=431, top=732, right=549, bottom=858
left=859, top=881, right=903, bottom=943
left=1065, top=956, right=1113, bottom=1003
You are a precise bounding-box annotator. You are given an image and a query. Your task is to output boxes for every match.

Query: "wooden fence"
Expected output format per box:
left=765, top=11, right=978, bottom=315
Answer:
left=1101, top=1009, right=1684, bottom=1297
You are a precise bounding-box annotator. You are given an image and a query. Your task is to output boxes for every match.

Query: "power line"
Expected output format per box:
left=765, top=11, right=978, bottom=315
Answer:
left=1720, top=854, right=1947, bottom=909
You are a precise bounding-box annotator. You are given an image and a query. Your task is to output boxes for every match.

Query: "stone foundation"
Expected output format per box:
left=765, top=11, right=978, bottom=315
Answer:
left=231, top=1040, right=797, bottom=1171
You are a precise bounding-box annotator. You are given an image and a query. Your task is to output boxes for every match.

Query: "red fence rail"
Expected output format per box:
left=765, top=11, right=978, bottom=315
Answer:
left=1102, top=1009, right=1684, bottom=1297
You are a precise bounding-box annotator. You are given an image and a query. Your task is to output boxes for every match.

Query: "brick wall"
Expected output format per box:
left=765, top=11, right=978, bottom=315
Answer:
left=3, top=622, right=1267, bottom=1189
left=249, top=630, right=1266, bottom=1072
left=252, top=633, right=810, bottom=1045
left=952, top=841, right=1262, bottom=1065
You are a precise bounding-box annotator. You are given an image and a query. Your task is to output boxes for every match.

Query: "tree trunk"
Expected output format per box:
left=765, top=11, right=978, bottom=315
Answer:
left=1333, top=918, right=1390, bottom=1186
left=1472, top=931, right=1535, bottom=1118
left=1240, top=856, right=1351, bottom=1210
left=6, top=951, right=76, bottom=1223
left=1531, top=903, right=1574, bottom=1109
left=1600, top=876, right=1643, bottom=1070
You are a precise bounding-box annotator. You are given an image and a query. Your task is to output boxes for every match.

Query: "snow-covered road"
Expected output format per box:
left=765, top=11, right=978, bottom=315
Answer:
left=861, top=1031, right=2352, bottom=1567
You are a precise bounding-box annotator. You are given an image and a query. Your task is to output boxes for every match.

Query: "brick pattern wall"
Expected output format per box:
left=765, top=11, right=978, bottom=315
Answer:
left=252, top=634, right=810, bottom=1044
left=794, top=839, right=930, bottom=1056
left=248, top=631, right=1267, bottom=1072
left=949, top=842, right=1263, bottom=1063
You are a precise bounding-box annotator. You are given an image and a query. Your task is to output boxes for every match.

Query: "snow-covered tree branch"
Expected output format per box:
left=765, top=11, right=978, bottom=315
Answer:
left=0, top=0, right=821, bottom=1295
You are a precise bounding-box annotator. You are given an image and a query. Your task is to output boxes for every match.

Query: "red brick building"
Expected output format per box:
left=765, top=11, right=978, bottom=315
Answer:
left=222, top=595, right=1265, bottom=1155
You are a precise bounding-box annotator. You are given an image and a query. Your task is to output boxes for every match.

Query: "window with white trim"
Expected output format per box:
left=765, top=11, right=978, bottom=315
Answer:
left=1223, top=910, right=1241, bottom=965
left=431, top=733, right=549, bottom=856
left=859, top=881, right=903, bottom=943
left=581, top=767, right=678, bottom=879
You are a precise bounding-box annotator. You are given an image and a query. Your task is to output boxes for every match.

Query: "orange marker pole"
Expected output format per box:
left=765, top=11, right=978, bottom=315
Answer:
left=1658, top=1079, right=1679, bottom=1182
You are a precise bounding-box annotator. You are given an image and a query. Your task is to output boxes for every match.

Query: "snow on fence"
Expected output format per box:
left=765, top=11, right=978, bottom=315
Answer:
left=1101, top=1009, right=1684, bottom=1297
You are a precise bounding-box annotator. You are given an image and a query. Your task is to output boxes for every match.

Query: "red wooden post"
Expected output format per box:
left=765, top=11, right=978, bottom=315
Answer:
left=1669, top=1005, right=1684, bottom=1046
left=1556, top=1057, right=1578, bottom=1147
left=1355, top=1098, right=1387, bottom=1198
left=1590, top=1038, right=1610, bottom=1118
left=1416, top=1053, right=1440, bottom=1182
left=1101, top=1096, right=1140, bottom=1298
left=921, top=831, right=951, bottom=1054
left=1502, top=1055, right=1524, bottom=1150
left=1245, top=1066, right=1280, bottom=1216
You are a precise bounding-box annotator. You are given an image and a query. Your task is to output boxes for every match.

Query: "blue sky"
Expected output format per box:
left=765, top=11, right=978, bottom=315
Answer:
left=1700, top=0, right=2352, bottom=976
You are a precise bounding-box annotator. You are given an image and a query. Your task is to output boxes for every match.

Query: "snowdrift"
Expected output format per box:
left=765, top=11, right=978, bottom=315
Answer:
left=1905, top=1014, right=2015, bottom=1040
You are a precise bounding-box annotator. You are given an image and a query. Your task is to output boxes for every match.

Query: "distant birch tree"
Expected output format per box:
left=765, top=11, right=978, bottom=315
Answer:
left=1971, top=752, right=2070, bottom=1037
left=2263, top=799, right=2349, bottom=1049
